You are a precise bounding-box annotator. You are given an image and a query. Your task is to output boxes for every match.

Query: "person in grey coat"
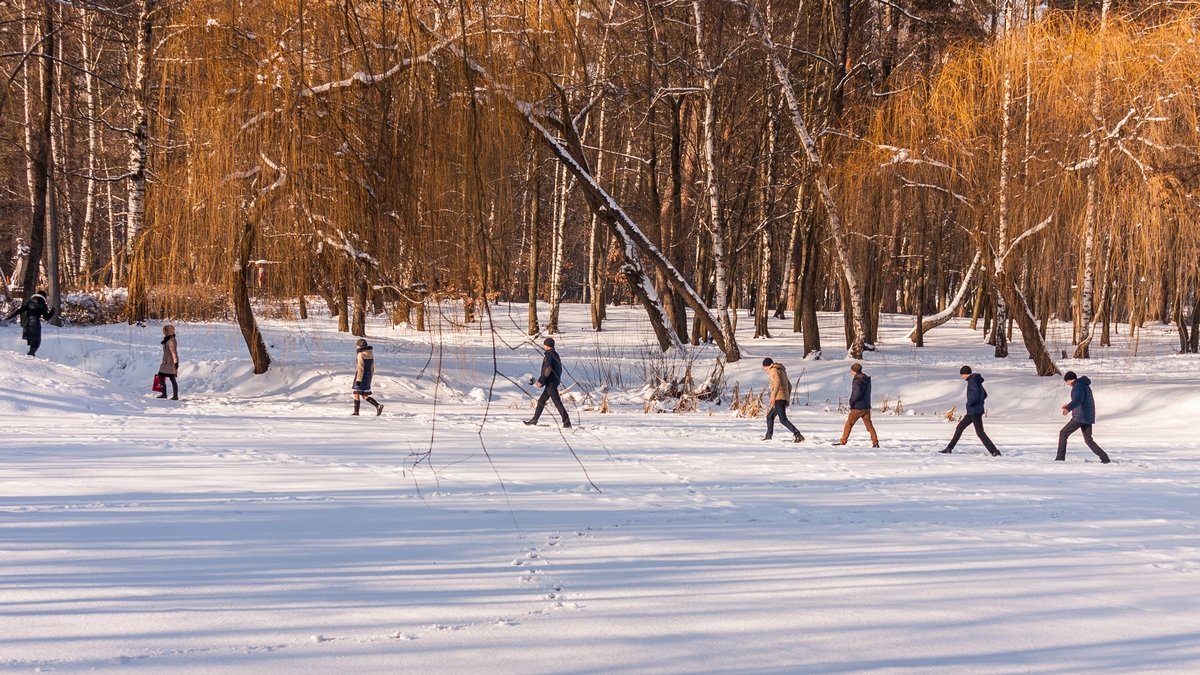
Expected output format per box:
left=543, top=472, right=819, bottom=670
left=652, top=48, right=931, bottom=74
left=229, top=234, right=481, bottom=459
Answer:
left=352, top=338, right=383, bottom=416
left=157, top=324, right=180, bottom=399
left=940, top=366, right=1000, bottom=456
left=5, top=290, right=54, bottom=356
left=1057, top=371, right=1110, bottom=463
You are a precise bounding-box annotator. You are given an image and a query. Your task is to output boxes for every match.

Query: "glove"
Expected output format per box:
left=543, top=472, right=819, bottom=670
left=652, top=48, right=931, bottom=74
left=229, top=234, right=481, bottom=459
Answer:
left=354, top=381, right=361, bottom=388
left=174, top=362, right=179, bottom=369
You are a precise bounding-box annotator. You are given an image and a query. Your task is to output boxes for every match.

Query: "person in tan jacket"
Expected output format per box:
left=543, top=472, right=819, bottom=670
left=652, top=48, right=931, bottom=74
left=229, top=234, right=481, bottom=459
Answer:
left=761, top=358, right=804, bottom=442
left=157, top=324, right=179, bottom=400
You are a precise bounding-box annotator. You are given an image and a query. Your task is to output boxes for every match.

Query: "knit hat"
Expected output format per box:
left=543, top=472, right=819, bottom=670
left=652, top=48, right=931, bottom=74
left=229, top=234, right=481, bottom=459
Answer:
left=1063, top=371, right=1077, bottom=382
left=850, top=363, right=862, bottom=373
left=356, top=338, right=367, bottom=348
left=762, top=357, right=774, bottom=367
left=960, top=365, right=972, bottom=375
left=543, top=337, right=555, bottom=348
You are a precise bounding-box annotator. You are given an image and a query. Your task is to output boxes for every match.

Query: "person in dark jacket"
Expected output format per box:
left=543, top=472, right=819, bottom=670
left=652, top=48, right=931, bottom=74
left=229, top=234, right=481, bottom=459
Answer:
left=1057, top=371, right=1110, bottom=463
left=762, top=358, right=804, bottom=442
left=525, top=337, right=570, bottom=428
left=352, top=338, right=383, bottom=416
left=5, top=290, right=54, bottom=356
left=157, top=324, right=180, bottom=400
left=836, top=363, right=879, bottom=447
left=940, top=366, right=1001, bottom=456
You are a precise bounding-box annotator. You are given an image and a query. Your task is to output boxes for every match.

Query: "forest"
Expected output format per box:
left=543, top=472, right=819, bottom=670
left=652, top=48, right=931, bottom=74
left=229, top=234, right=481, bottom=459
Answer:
left=2, top=0, right=1199, bottom=375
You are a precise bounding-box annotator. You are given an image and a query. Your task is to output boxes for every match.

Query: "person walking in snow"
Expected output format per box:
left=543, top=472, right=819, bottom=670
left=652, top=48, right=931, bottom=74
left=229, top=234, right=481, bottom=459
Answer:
left=836, top=363, right=879, bottom=447
left=157, top=324, right=180, bottom=400
left=761, top=358, right=804, bottom=443
left=352, top=338, right=383, bottom=416
left=940, top=366, right=1001, bottom=456
left=1057, top=371, right=1110, bottom=463
left=5, top=289, right=54, bottom=356
left=524, top=337, right=571, bottom=428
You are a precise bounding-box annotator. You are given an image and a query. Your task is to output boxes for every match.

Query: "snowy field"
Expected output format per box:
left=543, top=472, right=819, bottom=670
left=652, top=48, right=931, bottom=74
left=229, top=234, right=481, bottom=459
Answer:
left=2, top=302, right=1199, bottom=673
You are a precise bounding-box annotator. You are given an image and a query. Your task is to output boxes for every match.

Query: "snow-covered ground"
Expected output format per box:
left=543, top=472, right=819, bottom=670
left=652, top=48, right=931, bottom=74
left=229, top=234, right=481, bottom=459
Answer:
left=2, top=302, right=1199, bottom=673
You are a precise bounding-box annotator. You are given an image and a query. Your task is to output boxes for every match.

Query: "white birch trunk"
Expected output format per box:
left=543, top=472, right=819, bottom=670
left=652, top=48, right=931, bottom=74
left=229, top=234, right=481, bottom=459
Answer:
left=693, top=1, right=738, bottom=353
left=742, top=2, right=866, bottom=358
left=79, top=7, right=98, bottom=284
left=125, top=0, right=156, bottom=269
left=546, top=163, right=570, bottom=334
left=20, top=0, right=36, bottom=213
left=1074, top=0, right=1111, bottom=359
left=992, top=10, right=1014, bottom=358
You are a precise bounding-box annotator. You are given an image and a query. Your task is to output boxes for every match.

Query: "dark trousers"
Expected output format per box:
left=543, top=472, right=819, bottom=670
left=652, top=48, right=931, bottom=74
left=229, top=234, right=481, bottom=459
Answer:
left=766, top=401, right=800, bottom=437
left=532, top=385, right=569, bottom=424
left=157, top=373, right=178, bottom=398
left=1057, top=420, right=1109, bottom=462
left=946, top=414, right=1000, bottom=455
left=26, top=336, right=40, bottom=356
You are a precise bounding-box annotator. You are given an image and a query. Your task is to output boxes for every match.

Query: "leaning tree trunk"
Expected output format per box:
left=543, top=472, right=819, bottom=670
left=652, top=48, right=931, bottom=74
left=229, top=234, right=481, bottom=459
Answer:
left=234, top=220, right=271, bottom=374
left=743, top=2, right=866, bottom=358
left=907, top=250, right=982, bottom=342
left=439, top=33, right=741, bottom=356
left=996, top=268, right=1059, bottom=376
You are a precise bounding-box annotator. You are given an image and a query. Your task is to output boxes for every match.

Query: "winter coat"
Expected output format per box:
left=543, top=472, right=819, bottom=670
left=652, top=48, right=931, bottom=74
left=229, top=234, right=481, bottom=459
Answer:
left=849, top=372, right=872, bottom=410
left=6, top=293, right=53, bottom=342
left=159, top=327, right=179, bottom=376
left=964, top=373, right=988, bottom=416
left=537, top=348, right=563, bottom=388
left=354, top=345, right=375, bottom=393
left=1065, top=376, right=1097, bottom=424
left=767, top=363, right=792, bottom=402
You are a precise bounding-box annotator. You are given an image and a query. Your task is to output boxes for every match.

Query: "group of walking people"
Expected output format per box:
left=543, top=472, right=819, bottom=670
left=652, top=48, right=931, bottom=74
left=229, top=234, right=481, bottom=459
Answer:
left=759, top=358, right=1110, bottom=463
left=3, top=304, right=1115, bottom=462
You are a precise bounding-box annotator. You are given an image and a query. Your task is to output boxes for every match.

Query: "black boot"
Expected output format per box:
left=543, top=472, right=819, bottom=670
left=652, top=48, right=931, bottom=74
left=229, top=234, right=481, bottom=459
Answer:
left=793, top=433, right=805, bottom=443
left=939, top=448, right=952, bottom=454
left=562, top=419, right=572, bottom=429
left=367, top=397, right=382, bottom=416
left=352, top=400, right=361, bottom=416
left=523, top=418, right=538, bottom=426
